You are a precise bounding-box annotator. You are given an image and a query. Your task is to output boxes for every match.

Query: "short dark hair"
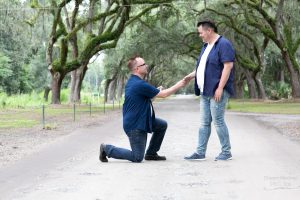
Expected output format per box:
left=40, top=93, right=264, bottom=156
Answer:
left=127, top=55, right=140, bottom=71
left=197, top=20, right=218, bottom=33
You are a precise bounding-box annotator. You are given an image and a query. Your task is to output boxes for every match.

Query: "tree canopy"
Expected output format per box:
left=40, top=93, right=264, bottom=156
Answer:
left=0, top=0, right=300, bottom=102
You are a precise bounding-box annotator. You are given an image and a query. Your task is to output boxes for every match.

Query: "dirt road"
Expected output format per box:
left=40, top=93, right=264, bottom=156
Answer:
left=1, top=96, right=300, bottom=200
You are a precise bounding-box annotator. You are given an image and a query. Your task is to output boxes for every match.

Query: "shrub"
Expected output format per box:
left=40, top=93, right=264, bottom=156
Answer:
left=266, top=82, right=292, bottom=100
left=0, top=93, right=7, bottom=108
left=60, top=89, right=69, bottom=103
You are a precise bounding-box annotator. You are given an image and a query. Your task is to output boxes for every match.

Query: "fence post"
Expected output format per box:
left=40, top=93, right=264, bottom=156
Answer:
left=103, top=100, right=106, bottom=114
left=89, top=102, right=92, bottom=116
left=42, top=105, right=45, bottom=129
left=73, top=104, right=76, bottom=121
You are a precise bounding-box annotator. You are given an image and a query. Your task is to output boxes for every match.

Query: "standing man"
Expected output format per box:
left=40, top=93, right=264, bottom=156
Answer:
left=184, top=20, right=235, bottom=161
left=99, top=55, right=188, bottom=163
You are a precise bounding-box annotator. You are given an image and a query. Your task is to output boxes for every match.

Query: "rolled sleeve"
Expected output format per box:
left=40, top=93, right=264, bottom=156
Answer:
left=219, top=40, right=235, bottom=63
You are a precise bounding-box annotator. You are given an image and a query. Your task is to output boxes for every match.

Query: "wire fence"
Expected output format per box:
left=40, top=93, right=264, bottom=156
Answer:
left=0, top=100, right=123, bottom=130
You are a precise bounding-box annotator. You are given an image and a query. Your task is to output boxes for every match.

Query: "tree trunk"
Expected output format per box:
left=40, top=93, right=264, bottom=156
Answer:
left=279, top=68, right=285, bottom=82
left=44, top=86, right=51, bottom=101
left=233, top=78, right=244, bottom=99
left=104, top=79, right=112, bottom=103
left=244, top=70, right=257, bottom=99
left=104, top=70, right=119, bottom=103
left=281, top=51, right=300, bottom=98
left=116, top=76, right=125, bottom=100
left=51, top=72, right=64, bottom=104
left=108, top=79, right=117, bottom=102
left=233, top=64, right=244, bottom=99
left=254, top=72, right=267, bottom=99
left=69, top=64, right=88, bottom=103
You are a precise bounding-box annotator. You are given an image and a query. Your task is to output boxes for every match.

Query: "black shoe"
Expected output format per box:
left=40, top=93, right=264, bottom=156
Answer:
left=99, top=143, right=108, bottom=162
left=144, top=154, right=166, bottom=161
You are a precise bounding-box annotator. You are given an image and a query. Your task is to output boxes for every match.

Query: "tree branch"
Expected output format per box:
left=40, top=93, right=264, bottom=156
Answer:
left=65, top=6, right=119, bottom=40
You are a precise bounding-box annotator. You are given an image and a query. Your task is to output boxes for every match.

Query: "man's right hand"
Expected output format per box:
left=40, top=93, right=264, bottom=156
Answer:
left=183, top=71, right=196, bottom=82
left=177, top=79, right=189, bottom=88
left=156, top=78, right=190, bottom=98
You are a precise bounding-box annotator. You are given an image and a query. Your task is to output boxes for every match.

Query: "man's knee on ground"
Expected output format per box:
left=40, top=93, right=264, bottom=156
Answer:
left=132, top=156, right=144, bottom=163
left=130, top=151, right=144, bottom=163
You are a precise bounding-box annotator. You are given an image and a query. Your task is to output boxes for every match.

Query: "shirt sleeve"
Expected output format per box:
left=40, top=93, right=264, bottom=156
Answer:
left=136, top=81, right=160, bottom=99
left=219, top=39, right=235, bottom=63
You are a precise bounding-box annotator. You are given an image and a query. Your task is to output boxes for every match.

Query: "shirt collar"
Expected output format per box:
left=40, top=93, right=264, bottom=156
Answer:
left=203, top=35, right=223, bottom=47
left=131, top=74, right=142, bottom=80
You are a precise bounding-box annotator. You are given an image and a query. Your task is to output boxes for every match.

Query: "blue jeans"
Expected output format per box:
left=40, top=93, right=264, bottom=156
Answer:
left=105, top=118, right=167, bottom=162
left=197, top=90, right=231, bottom=155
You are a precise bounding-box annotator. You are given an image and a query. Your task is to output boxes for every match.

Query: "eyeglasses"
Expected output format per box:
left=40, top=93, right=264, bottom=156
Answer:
left=137, top=63, right=146, bottom=67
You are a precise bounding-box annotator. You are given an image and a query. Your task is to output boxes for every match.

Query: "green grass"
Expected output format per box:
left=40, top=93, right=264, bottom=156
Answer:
left=1, top=95, right=299, bottom=129
left=228, top=99, right=300, bottom=114
left=0, top=90, right=123, bottom=129
left=36, top=104, right=118, bottom=117
left=0, top=90, right=121, bottom=108
left=0, top=119, right=38, bottom=128
left=0, top=103, right=120, bottom=129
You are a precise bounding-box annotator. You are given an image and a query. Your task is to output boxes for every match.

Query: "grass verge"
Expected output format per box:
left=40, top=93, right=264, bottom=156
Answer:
left=0, top=104, right=118, bottom=129
left=228, top=99, right=300, bottom=114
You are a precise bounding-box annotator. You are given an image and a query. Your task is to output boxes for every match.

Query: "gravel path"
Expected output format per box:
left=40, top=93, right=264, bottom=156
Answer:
left=1, top=96, right=300, bottom=200
left=0, top=110, right=121, bottom=169
left=232, top=112, right=300, bottom=141
left=1, top=97, right=299, bottom=170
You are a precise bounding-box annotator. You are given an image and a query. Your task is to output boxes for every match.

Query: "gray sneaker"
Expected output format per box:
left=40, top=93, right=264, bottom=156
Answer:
left=184, top=152, right=206, bottom=160
left=215, top=153, right=232, bottom=161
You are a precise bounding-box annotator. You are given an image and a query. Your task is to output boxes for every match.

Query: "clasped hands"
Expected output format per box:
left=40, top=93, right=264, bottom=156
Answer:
left=177, top=74, right=194, bottom=87
left=157, top=74, right=194, bottom=91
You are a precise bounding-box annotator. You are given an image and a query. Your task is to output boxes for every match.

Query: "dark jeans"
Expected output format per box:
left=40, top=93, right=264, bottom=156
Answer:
left=105, top=118, right=167, bottom=163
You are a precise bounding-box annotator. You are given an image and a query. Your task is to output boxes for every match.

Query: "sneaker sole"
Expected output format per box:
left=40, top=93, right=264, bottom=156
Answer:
left=215, top=157, right=232, bottom=161
left=184, top=158, right=206, bottom=161
left=145, top=159, right=167, bottom=161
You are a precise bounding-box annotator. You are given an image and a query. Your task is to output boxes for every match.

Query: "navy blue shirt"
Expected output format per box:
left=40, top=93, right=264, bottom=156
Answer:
left=194, top=36, right=235, bottom=97
left=123, top=75, right=160, bottom=133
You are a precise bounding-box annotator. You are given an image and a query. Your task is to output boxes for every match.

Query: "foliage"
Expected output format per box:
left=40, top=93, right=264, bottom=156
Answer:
left=0, top=0, right=51, bottom=95
left=26, top=48, right=51, bottom=92
left=1, top=0, right=300, bottom=101
left=0, top=52, right=13, bottom=92
left=266, top=82, right=292, bottom=100
left=25, top=0, right=175, bottom=103
left=101, top=7, right=197, bottom=95
left=0, top=89, right=107, bottom=108
left=83, top=63, right=105, bottom=94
